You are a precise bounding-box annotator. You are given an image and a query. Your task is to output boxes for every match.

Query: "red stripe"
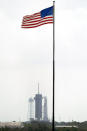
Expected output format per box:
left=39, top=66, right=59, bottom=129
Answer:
left=21, top=22, right=53, bottom=28
left=23, top=15, right=53, bottom=21
left=23, top=12, right=40, bottom=18
left=22, top=18, right=53, bottom=24
left=23, top=16, right=53, bottom=23
left=22, top=19, right=53, bottom=26
left=22, top=21, right=53, bottom=27
left=23, top=16, right=41, bottom=22
left=22, top=11, right=53, bottom=28
left=23, top=12, right=40, bottom=19
left=23, top=15, right=41, bottom=21
left=22, top=19, right=53, bottom=25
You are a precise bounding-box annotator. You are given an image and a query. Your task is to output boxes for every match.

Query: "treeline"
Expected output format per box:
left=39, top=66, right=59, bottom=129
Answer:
left=56, top=127, right=85, bottom=131
left=0, top=121, right=86, bottom=131
left=0, top=127, right=86, bottom=131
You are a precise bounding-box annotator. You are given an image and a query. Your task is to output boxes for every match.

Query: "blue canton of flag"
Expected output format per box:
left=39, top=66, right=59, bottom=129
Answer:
left=41, top=6, right=53, bottom=18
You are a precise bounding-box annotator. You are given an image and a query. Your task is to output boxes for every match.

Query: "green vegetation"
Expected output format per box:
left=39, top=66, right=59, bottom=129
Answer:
left=0, top=127, right=86, bottom=131
left=56, top=127, right=85, bottom=131
left=0, top=121, right=87, bottom=131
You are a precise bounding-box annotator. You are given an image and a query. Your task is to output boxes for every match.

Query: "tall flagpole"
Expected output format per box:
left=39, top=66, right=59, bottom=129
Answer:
left=52, top=1, right=55, bottom=131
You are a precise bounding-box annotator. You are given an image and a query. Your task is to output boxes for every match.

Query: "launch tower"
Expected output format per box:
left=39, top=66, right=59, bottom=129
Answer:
left=28, top=84, right=48, bottom=121
left=34, top=84, right=42, bottom=120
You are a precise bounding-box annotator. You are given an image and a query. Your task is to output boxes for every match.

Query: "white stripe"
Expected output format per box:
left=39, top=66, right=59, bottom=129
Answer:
left=22, top=20, right=53, bottom=27
left=23, top=16, right=53, bottom=23
left=23, top=16, right=41, bottom=22
left=23, top=13, right=40, bottom=20
left=22, top=20, right=53, bottom=26
left=22, top=17, right=53, bottom=24
left=23, top=12, right=40, bottom=18
left=22, top=22, right=53, bottom=28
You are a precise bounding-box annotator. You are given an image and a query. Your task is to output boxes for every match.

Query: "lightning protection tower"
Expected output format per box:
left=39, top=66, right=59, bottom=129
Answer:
left=28, top=98, right=34, bottom=121
left=43, top=97, right=48, bottom=121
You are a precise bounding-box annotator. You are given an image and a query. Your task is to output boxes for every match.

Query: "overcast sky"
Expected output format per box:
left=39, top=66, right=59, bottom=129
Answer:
left=0, top=0, right=87, bottom=122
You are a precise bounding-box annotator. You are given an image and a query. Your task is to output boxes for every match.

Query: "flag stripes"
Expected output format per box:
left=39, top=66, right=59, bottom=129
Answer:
left=21, top=12, right=53, bottom=28
left=23, top=17, right=53, bottom=24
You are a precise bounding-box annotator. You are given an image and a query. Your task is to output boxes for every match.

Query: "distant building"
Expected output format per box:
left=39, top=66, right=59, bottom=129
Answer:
left=28, top=84, right=48, bottom=122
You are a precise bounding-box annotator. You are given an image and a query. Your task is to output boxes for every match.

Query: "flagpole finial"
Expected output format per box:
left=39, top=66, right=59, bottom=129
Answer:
left=53, top=1, right=55, bottom=5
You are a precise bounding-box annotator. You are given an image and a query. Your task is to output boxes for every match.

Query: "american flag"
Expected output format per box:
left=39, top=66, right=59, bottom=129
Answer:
left=21, top=6, right=53, bottom=28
